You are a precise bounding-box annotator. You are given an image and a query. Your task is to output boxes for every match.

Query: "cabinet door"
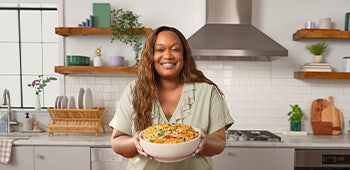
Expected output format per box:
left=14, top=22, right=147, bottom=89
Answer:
left=212, top=147, right=294, bottom=170
left=0, top=146, right=34, bottom=170
left=91, top=147, right=128, bottom=170
left=34, top=146, right=90, bottom=170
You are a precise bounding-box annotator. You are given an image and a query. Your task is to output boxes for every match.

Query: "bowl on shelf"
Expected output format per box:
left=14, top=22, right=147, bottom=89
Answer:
left=139, top=123, right=201, bottom=163
left=66, top=55, right=90, bottom=66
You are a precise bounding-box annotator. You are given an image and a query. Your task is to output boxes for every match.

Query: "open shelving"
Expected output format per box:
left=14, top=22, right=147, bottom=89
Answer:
left=294, top=72, right=350, bottom=80
left=55, top=27, right=153, bottom=36
left=54, top=66, right=137, bottom=75
left=293, top=29, right=350, bottom=40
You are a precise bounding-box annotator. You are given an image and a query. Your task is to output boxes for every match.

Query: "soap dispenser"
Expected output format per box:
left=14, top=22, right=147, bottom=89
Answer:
left=23, top=112, right=33, bottom=131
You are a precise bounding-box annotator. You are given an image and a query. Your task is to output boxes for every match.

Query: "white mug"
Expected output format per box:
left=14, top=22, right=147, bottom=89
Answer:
left=319, top=18, right=332, bottom=29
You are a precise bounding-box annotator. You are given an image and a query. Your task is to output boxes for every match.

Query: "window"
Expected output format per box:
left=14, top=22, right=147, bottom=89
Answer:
left=0, top=3, right=59, bottom=109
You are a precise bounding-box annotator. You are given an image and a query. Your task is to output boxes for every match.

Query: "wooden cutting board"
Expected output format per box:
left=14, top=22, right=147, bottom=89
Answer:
left=321, top=96, right=343, bottom=135
left=311, top=96, right=343, bottom=135
left=311, top=98, right=329, bottom=122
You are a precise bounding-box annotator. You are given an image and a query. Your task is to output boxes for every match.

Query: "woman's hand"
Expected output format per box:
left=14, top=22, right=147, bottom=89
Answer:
left=192, top=128, right=207, bottom=156
left=134, top=131, right=153, bottom=160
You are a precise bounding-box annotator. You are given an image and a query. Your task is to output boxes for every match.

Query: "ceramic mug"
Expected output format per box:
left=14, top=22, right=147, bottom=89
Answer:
left=318, top=18, right=332, bottom=29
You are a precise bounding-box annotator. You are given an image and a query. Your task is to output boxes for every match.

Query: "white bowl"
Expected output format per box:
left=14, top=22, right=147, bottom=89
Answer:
left=139, top=127, right=201, bottom=163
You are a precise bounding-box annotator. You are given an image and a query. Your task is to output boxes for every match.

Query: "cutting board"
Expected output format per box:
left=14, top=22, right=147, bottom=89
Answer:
left=311, top=96, right=343, bottom=135
left=311, top=98, right=328, bottom=122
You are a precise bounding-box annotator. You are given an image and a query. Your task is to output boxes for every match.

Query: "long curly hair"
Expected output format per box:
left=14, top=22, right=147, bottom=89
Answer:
left=132, top=26, right=223, bottom=131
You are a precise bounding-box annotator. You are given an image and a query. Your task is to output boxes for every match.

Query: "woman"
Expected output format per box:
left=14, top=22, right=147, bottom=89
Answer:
left=109, top=26, right=233, bottom=170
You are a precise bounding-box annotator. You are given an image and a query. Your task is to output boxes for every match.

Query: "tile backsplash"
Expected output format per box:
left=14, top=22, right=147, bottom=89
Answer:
left=63, top=60, right=350, bottom=134
left=4, top=61, right=350, bottom=134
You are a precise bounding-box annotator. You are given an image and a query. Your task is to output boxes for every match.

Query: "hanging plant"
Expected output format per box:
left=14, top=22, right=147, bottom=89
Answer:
left=110, top=9, right=145, bottom=65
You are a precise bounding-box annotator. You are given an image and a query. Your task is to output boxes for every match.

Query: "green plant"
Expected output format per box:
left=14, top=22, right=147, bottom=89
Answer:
left=287, top=104, right=304, bottom=123
left=110, top=9, right=145, bottom=65
left=305, top=42, right=328, bottom=55
left=28, top=75, right=57, bottom=95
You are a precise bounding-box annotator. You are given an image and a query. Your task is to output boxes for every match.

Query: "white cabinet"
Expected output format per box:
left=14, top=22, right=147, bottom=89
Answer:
left=212, top=147, right=294, bottom=170
left=0, top=146, right=91, bottom=170
left=0, top=146, right=34, bottom=170
left=91, top=147, right=128, bottom=170
left=34, top=146, right=90, bottom=170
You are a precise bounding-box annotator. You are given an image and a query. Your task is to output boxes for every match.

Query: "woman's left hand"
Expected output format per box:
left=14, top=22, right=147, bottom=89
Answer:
left=192, top=128, right=207, bottom=156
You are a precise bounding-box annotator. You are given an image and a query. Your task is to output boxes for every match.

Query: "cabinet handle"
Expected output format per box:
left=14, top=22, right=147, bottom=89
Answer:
left=37, top=155, right=45, bottom=159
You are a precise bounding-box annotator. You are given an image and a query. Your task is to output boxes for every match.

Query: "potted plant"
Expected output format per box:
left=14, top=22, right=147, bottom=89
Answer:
left=287, top=104, right=304, bottom=131
left=305, top=42, right=328, bottom=63
left=110, top=8, right=145, bottom=66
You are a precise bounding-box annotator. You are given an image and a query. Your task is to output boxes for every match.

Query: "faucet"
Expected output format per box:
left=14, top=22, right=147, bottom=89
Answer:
left=2, top=89, right=19, bottom=132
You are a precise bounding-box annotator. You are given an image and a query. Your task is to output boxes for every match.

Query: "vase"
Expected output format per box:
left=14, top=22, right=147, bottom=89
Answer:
left=34, top=94, right=41, bottom=110
left=290, top=121, right=301, bottom=131
left=313, top=55, right=323, bottom=63
left=93, top=56, right=103, bottom=66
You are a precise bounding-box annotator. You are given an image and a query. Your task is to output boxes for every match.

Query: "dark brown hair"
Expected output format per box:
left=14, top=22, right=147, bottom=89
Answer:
left=132, top=26, right=222, bottom=131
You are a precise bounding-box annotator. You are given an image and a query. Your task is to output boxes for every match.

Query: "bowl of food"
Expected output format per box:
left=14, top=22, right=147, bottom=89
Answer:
left=66, top=55, right=90, bottom=66
left=139, top=123, right=201, bottom=163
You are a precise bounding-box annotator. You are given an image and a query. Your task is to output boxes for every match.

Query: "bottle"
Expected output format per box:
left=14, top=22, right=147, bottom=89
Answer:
left=23, top=112, right=33, bottom=131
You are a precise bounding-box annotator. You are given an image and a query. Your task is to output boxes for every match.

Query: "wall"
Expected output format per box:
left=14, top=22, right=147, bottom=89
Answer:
left=59, top=0, right=350, bottom=134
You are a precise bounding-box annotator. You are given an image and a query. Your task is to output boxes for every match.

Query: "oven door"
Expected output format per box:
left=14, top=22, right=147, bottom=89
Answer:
left=295, top=149, right=350, bottom=170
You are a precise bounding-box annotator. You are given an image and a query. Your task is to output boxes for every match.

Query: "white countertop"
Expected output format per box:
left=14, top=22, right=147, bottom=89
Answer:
left=226, top=133, right=350, bottom=149
left=1, top=132, right=112, bottom=147
left=2, top=132, right=350, bottom=149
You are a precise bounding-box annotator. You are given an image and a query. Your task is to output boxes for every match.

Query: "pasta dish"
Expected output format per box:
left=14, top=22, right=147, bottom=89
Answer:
left=141, top=123, right=199, bottom=144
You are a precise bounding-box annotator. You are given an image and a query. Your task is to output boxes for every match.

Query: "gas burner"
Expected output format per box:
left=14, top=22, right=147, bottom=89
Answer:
left=226, top=130, right=281, bottom=142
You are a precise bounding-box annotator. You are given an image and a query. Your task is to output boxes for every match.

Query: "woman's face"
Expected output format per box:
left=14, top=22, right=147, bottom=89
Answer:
left=153, top=31, right=184, bottom=80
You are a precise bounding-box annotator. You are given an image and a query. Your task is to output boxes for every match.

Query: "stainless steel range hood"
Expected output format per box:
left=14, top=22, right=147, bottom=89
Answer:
left=187, top=0, right=288, bottom=61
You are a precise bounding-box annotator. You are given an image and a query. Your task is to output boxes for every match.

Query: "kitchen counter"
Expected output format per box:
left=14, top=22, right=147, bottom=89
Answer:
left=227, top=133, right=350, bottom=149
left=3, top=132, right=350, bottom=149
left=2, top=133, right=112, bottom=147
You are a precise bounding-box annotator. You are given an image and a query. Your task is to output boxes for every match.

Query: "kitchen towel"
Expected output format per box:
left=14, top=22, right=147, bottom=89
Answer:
left=0, top=139, right=14, bottom=164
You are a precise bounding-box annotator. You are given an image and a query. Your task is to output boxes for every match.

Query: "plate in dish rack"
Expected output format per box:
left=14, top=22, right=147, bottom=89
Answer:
left=56, top=96, right=63, bottom=109
left=60, top=96, right=68, bottom=109
left=55, top=96, right=62, bottom=108
left=76, top=88, right=85, bottom=109
left=83, top=88, right=93, bottom=109
left=68, top=96, right=76, bottom=109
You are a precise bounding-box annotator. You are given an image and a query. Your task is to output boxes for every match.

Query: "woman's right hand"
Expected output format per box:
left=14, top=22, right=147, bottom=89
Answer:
left=134, top=131, right=153, bottom=160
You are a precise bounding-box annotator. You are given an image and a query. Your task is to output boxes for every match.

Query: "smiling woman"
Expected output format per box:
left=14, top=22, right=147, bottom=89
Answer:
left=0, top=2, right=59, bottom=108
left=109, top=26, right=233, bottom=170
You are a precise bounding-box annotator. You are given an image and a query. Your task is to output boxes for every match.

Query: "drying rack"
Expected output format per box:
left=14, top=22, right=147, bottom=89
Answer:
left=47, top=107, right=105, bottom=136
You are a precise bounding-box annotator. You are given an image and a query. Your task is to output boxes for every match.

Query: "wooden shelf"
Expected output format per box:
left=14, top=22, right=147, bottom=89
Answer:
left=294, top=71, right=350, bottom=79
left=293, top=29, right=350, bottom=40
left=55, top=27, right=153, bottom=36
left=55, top=66, right=137, bottom=75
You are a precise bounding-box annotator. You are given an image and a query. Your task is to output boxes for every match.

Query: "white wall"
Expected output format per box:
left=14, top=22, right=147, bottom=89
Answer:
left=60, top=0, right=350, bottom=133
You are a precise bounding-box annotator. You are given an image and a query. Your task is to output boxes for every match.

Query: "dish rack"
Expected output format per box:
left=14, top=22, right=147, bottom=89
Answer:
left=47, top=107, right=105, bottom=136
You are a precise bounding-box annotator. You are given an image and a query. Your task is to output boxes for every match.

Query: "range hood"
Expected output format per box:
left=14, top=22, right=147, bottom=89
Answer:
left=187, top=0, right=288, bottom=61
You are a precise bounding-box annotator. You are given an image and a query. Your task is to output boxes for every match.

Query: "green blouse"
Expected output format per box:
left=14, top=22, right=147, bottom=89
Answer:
left=109, top=80, right=234, bottom=170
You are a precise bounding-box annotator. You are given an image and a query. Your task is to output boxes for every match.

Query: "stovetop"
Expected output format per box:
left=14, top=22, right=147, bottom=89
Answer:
left=226, top=130, right=282, bottom=142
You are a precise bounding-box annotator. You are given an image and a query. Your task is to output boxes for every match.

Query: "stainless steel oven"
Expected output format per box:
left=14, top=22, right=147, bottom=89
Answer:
left=295, top=149, right=350, bottom=170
